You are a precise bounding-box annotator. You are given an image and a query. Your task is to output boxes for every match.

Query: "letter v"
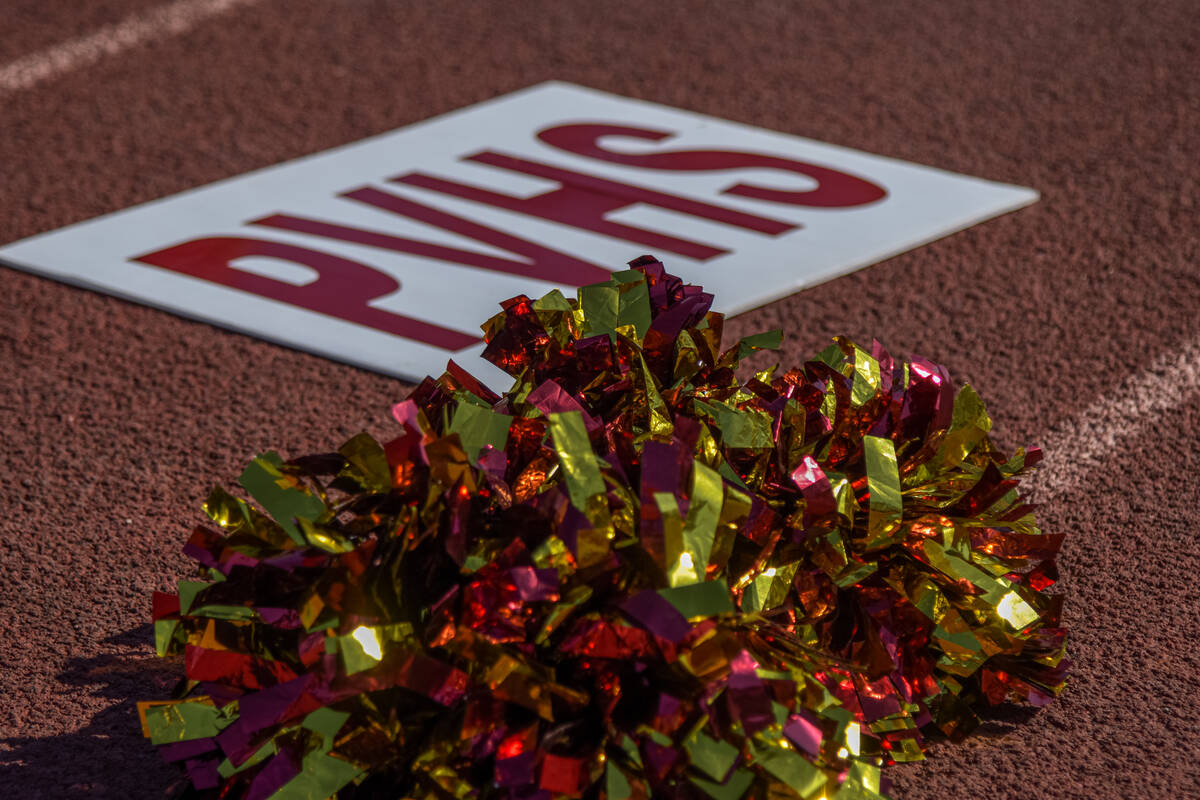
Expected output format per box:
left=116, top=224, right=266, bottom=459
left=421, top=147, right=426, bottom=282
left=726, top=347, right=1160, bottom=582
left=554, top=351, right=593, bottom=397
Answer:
left=250, top=186, right=611, bottom=287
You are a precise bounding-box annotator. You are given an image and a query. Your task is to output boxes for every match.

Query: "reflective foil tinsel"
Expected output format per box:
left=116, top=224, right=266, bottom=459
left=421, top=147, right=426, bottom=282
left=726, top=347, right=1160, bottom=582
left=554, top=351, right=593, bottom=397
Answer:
left=141, top=256, right=1068, bottom=800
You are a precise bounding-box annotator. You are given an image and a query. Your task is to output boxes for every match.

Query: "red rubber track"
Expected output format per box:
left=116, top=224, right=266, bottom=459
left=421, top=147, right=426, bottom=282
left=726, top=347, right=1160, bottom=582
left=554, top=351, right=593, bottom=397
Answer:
left=1, top=1, right=1198, bottom=797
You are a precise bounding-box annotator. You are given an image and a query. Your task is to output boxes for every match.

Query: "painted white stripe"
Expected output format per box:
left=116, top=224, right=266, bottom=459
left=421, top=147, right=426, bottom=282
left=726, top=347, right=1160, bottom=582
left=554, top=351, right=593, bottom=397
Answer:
left=0, top=0, right=258, bottom=93
left=1032, top=337, right=1200, bottom=500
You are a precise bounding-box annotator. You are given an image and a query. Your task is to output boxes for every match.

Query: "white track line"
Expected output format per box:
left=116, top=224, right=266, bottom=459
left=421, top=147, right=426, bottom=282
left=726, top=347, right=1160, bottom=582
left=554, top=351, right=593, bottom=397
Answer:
left=0, top=0, right=259, bottom=93
left=1032, top=337, right=1200, bottom=501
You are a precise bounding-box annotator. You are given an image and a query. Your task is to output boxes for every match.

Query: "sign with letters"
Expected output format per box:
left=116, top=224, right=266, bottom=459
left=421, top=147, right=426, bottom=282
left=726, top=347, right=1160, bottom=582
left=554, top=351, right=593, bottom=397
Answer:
left=0, top=82, right=1036, bottom=386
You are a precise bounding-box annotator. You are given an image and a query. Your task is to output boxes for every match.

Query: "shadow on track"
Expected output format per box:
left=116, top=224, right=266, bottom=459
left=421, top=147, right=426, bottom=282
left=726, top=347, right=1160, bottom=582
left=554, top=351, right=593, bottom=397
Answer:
left=0, top=625, right=187, bottom=799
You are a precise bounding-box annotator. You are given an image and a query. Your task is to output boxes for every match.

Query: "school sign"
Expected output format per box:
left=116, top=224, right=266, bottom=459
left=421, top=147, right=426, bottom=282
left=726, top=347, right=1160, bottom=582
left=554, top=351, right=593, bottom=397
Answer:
left=0, top=82, right=1036, bottom=384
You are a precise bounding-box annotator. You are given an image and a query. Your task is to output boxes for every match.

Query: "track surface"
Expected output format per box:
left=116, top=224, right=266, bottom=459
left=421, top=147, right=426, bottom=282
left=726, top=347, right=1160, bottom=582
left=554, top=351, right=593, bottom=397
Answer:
left=2, top=1, right=1198, bottom=797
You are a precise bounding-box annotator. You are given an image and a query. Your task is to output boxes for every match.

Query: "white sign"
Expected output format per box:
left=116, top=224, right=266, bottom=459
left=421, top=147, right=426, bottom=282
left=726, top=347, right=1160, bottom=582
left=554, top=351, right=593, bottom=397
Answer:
left=0, top=82, right=1036, bottom=386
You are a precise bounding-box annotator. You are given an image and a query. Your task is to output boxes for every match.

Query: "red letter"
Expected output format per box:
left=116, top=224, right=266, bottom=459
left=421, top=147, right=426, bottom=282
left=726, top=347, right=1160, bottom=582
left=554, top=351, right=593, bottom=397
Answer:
left=538, top=123, right=887, bottom=208
left=252, top=188, right=610, bottom=287
left=392, top=151, right=795, bottom=261
left=132, top=237, right=477, bottom=351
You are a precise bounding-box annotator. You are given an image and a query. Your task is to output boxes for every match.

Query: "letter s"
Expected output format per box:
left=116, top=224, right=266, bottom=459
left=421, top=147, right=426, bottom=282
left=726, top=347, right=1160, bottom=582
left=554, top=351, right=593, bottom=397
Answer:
left=538, top=123, right=886, bottom=208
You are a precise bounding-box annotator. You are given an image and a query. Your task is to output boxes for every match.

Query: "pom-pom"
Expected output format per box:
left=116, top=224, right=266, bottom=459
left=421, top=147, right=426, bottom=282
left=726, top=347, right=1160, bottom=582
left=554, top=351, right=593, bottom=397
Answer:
left=141, top=256, right=1066, bottom=799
